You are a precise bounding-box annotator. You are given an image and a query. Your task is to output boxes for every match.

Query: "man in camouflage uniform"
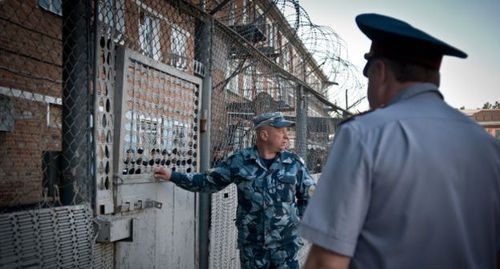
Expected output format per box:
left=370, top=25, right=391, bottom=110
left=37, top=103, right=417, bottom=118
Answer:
left=154, top=112, right=316, bottom=269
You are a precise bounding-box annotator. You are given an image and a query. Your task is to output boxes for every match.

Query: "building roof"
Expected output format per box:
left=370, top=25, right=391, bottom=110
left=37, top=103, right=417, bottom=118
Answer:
left=462, top=109, right=500, bottom=126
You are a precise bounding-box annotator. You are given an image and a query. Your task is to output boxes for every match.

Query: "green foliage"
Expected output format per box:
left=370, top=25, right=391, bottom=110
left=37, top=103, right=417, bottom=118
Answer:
left=482, top=101, right=500, bottom=109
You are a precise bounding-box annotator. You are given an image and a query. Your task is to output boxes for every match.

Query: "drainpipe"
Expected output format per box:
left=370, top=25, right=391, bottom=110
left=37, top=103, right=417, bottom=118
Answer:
left=195, top=10, right=213, bottom=269
left=60, top=0, right=92, bottom=205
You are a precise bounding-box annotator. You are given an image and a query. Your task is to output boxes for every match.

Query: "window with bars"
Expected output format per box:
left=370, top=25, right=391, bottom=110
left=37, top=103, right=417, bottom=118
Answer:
left=228, top=123, right=251, bottom=150
left=170, top=25, right=189, bottom=70
left=255, top=73, right=263, bottom=93
left=242, top=0, right=248, bottom=23
left=226, top=61, right=239, bottom=95
left=139, top=11, right=161, bottom=61
left=243, top=66, right=253, bottom=100
left=228, top=1, right=236, bottom=26
left=38, top=0, right=62, bottom=16
left=47, top=104, right=62, bottom=128
left=268, top=23, right=277, bottom=49
left=98, top=0, right=125, bottom=43
left=282, top=45, right=290, bottom=71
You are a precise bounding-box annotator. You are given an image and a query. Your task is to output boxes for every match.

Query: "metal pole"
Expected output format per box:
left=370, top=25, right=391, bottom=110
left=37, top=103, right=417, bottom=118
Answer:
left=296, top=59, right=308, bottom=161
left=345, top=89, right=348, bottom=110
left=60, top=0, right=92, bottom=205
left=295, top=85, right=308, bottom=159
left=195, top=14, right=212, bottom=269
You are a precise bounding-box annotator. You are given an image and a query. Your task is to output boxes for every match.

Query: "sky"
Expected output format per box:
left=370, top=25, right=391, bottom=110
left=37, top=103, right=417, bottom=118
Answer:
left=301, top=0, right=500, bottom=110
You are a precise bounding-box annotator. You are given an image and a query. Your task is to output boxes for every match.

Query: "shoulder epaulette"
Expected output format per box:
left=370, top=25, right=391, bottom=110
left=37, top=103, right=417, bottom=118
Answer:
left=282, top=150, right=306, bottom=166
left=338, top=110, right=374, bottom=126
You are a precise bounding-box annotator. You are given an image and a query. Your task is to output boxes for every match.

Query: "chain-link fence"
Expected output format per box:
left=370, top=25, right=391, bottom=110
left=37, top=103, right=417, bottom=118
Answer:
left=204, top=2, right=343, bottom=266
left=207, top=0, right=344, bottom=167
left=0, top=0, right=95, bottom=268
left=1, top=0, right=363, bottom=268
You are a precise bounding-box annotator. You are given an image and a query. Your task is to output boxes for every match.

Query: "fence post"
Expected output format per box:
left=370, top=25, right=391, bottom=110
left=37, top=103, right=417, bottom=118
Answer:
left=60, top=0, right=92, bottom=205
left=196, top=15, right=213, bottom=269
left=295, top=85, right=308, bottom=160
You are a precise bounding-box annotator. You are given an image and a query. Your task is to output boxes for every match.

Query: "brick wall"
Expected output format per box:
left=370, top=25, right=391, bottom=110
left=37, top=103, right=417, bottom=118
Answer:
left=0, top=0, right=62, bottom=208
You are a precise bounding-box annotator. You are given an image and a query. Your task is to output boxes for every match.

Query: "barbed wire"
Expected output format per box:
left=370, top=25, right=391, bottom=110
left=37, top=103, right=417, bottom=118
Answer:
left=273, top=0, right=366, bottom=111
left=207, top=0, right=366, bottom=112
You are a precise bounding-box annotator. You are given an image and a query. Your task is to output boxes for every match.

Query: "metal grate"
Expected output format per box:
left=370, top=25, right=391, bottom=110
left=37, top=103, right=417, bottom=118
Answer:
left=93, top=242, right=114, bottom=269
left=209, top=184, right=240, bottom=269
left=0, top=204, right=94, bottom=268
left=114, top=48, right=202, bottom=180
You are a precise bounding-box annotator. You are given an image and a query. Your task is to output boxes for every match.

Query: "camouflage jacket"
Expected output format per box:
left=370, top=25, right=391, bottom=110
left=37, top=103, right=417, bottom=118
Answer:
left=170, top=146, right=316, bottom=248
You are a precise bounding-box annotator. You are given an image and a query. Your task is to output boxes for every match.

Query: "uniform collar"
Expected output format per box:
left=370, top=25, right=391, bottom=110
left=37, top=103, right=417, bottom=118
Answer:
left=244, top=146, right=293, bottom=164
left=388, top=82, right=443, bottom=106
left=241, top=146, right=260, bottom=161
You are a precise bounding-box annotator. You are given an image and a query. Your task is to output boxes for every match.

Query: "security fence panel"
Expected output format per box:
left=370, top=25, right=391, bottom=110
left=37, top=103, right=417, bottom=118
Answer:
left=304, top=94, right=340, bottom=174
left=203, top=0, right=354, bottom=266
left=208, top=23, right=304, bottom=269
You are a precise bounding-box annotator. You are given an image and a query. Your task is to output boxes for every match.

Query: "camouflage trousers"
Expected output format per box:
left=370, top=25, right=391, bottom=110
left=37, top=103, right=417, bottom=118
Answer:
left=239, top=240, right=301, bottom=269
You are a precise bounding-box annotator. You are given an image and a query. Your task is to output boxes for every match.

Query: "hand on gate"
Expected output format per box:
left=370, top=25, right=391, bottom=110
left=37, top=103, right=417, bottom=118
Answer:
left=153, top=167, right=172, bottom=182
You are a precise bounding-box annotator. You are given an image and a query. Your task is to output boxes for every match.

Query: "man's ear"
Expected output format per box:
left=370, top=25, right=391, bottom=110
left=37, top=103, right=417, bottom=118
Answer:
left=372, top=59, right=388, bottom=82
left=259, top=129, right=269, bottom=141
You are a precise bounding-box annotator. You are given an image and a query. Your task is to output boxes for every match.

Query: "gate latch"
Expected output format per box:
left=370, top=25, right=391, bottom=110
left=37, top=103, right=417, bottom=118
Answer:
left=145, top=199, right=162, bottom=209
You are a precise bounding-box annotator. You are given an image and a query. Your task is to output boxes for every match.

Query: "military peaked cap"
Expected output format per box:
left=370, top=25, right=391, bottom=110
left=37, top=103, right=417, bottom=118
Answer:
left=356, top=13, right=467, bottom=74
left=253, top=112, right=294, bottom=129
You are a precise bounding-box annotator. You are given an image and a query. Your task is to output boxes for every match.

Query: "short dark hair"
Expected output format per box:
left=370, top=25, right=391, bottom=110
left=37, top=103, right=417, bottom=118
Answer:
left=383, top=58, right=440, bottom=86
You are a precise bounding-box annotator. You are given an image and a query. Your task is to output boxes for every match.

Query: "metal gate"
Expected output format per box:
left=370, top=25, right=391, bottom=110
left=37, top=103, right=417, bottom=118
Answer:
left=96, top=44, right=203, bottom=268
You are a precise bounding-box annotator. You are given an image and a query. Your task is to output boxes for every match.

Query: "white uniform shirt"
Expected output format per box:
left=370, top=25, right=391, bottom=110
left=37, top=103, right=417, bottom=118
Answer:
left=300, top=83, right=500, bottom=268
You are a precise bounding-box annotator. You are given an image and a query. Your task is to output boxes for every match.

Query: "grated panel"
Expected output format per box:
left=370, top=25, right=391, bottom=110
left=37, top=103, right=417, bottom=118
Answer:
left=209, top=184, right=240, bottom=269
left=0, top=204, right=94, bottom=269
